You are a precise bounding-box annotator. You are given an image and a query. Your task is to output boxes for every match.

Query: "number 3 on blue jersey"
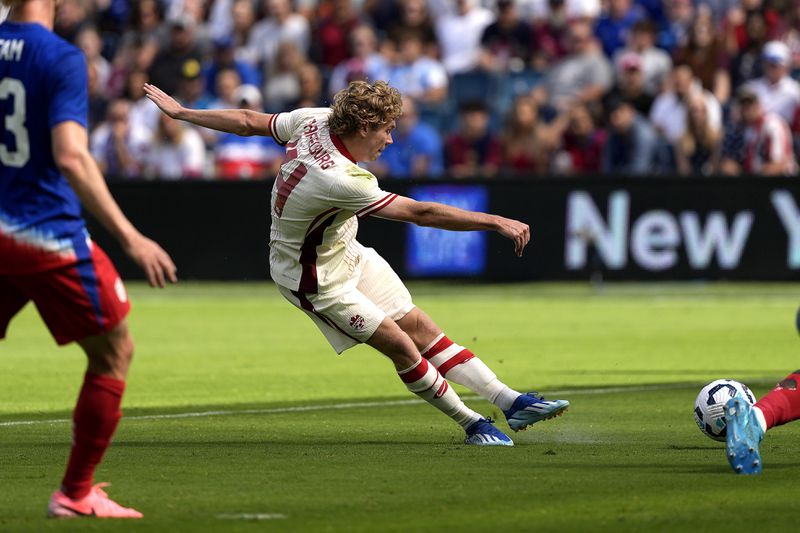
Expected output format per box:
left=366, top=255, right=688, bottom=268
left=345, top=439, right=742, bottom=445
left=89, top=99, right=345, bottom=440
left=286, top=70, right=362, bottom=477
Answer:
left=0, top=77, right=29, bottom=168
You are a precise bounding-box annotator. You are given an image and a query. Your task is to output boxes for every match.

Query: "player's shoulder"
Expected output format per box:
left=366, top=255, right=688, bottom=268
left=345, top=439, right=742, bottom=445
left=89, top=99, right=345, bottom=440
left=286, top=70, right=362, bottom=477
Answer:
left=330, top=162, right=378, bottom=191
left=288, top=107, right=332, bottom=126
left=2, top=22, right=83, bottom=65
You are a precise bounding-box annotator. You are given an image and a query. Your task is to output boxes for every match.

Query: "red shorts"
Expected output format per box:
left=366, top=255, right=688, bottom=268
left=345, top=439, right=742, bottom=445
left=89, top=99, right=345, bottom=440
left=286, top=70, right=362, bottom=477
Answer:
left=0, top=243, right=130, bottom=345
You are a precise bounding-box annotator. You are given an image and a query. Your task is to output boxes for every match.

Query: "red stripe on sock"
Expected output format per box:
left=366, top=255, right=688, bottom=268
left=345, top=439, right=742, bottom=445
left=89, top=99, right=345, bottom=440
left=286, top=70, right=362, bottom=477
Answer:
left=755, top=371, right=800, bottom=429
left=61, top=372, right=125, bottom=500
left=422, top=336, right=454, bottom=359
left=399, top=358, right=430, bottom=384
left=433, top=380, right=449, bottom=399
left=438, top=349, right=475, bottom=377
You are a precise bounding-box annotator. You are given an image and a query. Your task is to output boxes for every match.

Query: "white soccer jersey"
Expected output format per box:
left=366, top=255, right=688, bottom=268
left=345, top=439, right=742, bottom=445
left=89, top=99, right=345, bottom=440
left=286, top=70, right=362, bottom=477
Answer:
left=267, top=108, right=398, bottom=294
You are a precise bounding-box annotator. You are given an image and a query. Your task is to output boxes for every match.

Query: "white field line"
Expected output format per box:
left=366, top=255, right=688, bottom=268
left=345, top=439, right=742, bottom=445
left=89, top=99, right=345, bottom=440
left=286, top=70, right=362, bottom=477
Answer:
left=0, top=382, right=704, bottom=428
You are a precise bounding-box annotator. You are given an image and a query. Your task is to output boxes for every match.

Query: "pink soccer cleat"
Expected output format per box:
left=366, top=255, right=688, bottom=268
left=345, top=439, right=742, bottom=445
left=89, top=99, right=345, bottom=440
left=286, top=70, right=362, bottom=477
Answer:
left=47, top=483, right=143, bottom=519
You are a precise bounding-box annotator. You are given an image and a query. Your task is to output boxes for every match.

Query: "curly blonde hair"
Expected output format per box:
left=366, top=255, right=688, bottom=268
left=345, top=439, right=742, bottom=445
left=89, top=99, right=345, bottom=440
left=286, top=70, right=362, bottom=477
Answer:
left=328, top=80, right=403, bottom=137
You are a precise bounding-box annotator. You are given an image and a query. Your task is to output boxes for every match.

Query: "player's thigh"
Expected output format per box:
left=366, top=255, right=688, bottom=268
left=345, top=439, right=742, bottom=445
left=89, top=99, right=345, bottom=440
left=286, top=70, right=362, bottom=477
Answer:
left=277, top=283, right=388, bottom=355
left=356, top=247, right=415, bottom=321
left=0, top=276, right=30, bottom=340
left=15, top=244, right=131, bottom=346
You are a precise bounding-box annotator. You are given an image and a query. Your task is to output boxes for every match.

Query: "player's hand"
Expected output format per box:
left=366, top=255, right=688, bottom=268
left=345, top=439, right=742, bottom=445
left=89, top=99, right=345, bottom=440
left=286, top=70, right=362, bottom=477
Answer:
left=494, top=216, right=531, bottom=257
left=143, top=83, right=183, bottom=119
left=123, top=233, right=177, bottom=288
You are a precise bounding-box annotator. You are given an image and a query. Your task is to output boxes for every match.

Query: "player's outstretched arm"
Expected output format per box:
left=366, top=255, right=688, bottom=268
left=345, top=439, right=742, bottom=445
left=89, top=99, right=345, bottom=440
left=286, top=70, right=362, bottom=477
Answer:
left=52, top=121, right=178, bottom=288
left=378, top=195, right=530, bottom=257
left=143, top=83, right=273, bottom=137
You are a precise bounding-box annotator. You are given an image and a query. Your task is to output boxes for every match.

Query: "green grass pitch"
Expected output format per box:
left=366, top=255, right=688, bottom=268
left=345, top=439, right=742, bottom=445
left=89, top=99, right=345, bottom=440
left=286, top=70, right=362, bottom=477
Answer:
left=1, top=282, right=799, bottom=532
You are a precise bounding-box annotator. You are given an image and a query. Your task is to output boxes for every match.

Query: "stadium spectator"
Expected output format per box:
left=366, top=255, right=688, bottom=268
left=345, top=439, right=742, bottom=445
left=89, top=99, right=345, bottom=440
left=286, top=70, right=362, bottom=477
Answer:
left=612, top=19, right=672, bottom=96
left=435, top=0, right=495, bottom=75
left=165, top=0, right=208, bottom=30
left=602, top=97, right=660, bottom=175
left=328, top=24, right=388, bottom=98
left=386, top=0, right=439, bottom=58
left=295, top=63, right=327, bottom=108
left=90, top=99, right=150, bottom=179
left=148, top=14, right=203, bottom=95
left=113, top=0, right=165, bottom=80
left=779, top=2, right=800, bottom=76
left=728, top=9, right=768, bottom=89
left=593, top=0, right=646, bottom=58
left=697, top=0, right=741, bottom=25
left=718, top=101, right=747, bottom=175
left=555, top=103, right=607, bottom=174
left=312, top=0, right=363, bottom=69
left=214, top=85, right=284, bottom=180
left=501, top=95, right=563, bottom=175
left=176, top=59, right=213, bottom=110
left=536, top=19, right=613, bottom=111
left=674, top=91, right=723, bottom=176
left=605, top=52, right=654, bottom=116
left=202, top=35, right=261, bottom=98
left=53, top=0, right=89, bottom=43
left=738, top=87, right=797, bottom=175
left=655, top=0, right=693, bottom=52
left=445, top=100, right=502, bottom=178
left=528, top=0, right=571, bottom=70
left=76, top=25, right=112, bottom=92
left=478, top=0, right=532, bottom=73
left=176, top=58, right=218, bottom=146
left=723, top=0, right=781, bottom=56
left=673, top=8, right=731, bottom=105
left=563, top=0, right=601, bottom=19
left=382, top=29, right=448, bottom=105
left=650, top=65, right=722, bottom=145
left=229, top=0, right=257, bottom=50
left=0, top=0, right=175, bottom=518
left=262, top=41, right=307, bottom=112
left=209, top=67, right=242, bottom=110
left=367, top=96, right=444, bottom=179
left=246, top=0, right=311, bottom=73
left=122, top=69, right=161, bottom=135
left=743, top=40, right=800, bottom=123
left=144, top=78, right=569, bottom=448
left=141, top=114, right=207, bottom=180
left=87, top=62, right=109, bottom=132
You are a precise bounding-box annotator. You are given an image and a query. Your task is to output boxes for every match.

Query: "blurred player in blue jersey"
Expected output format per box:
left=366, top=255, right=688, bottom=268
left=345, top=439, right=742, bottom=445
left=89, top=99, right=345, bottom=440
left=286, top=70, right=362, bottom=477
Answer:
left=0, top=0, right=176, bottom=519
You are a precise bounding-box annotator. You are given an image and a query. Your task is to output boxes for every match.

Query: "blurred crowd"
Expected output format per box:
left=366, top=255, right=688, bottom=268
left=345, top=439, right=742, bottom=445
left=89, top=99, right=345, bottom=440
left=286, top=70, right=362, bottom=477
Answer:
left=12, top=0, right=800, bottom=179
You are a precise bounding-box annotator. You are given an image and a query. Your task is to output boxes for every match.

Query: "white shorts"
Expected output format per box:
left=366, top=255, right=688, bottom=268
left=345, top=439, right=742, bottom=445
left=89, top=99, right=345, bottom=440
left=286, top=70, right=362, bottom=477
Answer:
left=277, top=246, right=415, bottom=354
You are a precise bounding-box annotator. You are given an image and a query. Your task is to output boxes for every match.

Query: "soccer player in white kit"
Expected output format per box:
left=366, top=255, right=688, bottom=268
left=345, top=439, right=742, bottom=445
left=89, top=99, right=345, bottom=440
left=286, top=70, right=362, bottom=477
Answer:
left=144, top=80, right=569, bottom=445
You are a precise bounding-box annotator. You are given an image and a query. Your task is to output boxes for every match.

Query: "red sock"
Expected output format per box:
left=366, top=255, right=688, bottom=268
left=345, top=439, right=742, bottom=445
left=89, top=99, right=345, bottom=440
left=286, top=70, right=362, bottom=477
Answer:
left=755, top=371, right=800, bottom=430
left=61, top=372, right=125, bottom=499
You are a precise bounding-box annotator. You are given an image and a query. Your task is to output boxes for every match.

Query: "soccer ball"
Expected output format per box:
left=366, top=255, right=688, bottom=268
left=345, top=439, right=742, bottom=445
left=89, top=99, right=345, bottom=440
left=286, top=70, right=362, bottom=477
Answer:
left=693, top=379, right=756, bottom=442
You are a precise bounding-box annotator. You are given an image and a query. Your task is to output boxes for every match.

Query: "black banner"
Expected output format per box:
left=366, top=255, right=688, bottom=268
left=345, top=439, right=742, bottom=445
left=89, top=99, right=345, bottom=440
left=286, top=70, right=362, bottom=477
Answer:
left=89, top=177, right=800, bottom=281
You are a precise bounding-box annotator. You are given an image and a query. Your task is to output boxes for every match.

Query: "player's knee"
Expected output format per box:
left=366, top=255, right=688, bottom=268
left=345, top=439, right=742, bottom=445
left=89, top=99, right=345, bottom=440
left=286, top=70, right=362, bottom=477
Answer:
left=98, top=324, right=134, bottom=375
left=114, top=332, right=134, bottom=364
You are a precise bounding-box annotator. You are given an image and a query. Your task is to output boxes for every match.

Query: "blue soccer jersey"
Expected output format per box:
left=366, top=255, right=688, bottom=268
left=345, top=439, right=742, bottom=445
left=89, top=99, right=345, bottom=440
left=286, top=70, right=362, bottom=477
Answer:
left=0, top=21, right=89, bottom=273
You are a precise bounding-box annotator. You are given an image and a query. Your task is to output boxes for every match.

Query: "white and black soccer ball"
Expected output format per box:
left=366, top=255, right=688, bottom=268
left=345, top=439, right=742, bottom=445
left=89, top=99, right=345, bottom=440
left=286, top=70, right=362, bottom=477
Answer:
left=694, top=379, right=756, bottom=442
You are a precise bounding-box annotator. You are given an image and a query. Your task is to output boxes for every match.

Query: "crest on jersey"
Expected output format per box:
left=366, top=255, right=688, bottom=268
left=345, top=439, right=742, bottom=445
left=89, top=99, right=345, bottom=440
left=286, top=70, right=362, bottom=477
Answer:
left=349, top=314, right=365, bottom=331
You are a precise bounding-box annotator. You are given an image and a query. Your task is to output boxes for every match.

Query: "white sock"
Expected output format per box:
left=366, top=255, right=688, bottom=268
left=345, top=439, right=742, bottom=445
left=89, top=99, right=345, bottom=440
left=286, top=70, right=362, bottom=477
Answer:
left=398, top=358, right=482, bottom=428
left=422, top=334, right=521, bottom=411
left=753, top=406, right=768, bottom=433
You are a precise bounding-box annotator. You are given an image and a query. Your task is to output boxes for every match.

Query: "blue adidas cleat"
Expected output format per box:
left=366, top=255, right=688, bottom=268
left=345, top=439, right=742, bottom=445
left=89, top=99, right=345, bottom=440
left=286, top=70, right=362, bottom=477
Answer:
left=464, top=418, right=514, bottom=446
left=724, top=395, right=764, bottom=475
left=504, top=392, right=569, bottom=432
